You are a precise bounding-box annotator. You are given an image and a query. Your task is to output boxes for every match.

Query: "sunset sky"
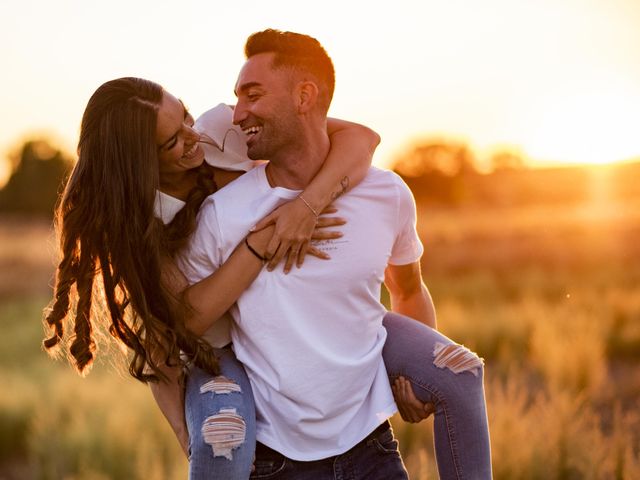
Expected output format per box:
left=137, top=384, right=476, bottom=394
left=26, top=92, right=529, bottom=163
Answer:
left=1, top=0, right=639, bottom=185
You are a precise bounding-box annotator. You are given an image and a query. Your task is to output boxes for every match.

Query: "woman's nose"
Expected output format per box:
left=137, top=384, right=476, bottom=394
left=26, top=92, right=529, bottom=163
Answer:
left=184, top=124, right=200, bottom=142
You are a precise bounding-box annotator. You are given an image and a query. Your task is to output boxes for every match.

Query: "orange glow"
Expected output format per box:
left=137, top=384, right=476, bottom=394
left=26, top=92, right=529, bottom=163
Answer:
left=523, top=87, right=640, bottom=167
left=0, top=163, right=8, bottom=188
left=1, top=1, right=640, bottom=176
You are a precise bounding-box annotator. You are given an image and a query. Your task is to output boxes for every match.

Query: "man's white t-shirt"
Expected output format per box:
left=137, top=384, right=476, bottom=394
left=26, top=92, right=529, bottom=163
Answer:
left=178, top=163, right=423, bottom=460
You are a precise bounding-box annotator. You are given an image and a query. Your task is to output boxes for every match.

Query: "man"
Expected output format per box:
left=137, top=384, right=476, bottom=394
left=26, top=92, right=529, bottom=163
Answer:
left=181, top=29, right=435, bottom=479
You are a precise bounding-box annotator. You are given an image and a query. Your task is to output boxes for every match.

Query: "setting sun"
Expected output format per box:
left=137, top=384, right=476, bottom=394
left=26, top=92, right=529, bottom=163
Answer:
left=524, top=85, right=640, bottom=166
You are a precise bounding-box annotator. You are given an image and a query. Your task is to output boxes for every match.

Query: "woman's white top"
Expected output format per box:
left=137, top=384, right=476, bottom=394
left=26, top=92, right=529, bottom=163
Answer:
left=154, top=103, right=258, bottom=348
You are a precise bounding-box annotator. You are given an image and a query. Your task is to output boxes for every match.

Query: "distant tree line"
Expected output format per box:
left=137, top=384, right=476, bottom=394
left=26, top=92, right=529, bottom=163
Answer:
left=391, top=139, right=599, bottom=207
left=0, top=139, right=72, bottom=217
left=1, top=136, right=637, bottom=218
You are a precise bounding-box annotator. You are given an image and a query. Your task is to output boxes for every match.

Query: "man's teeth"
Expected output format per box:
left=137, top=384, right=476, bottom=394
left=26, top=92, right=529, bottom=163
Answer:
left=243, top=126, right=261, bottom=136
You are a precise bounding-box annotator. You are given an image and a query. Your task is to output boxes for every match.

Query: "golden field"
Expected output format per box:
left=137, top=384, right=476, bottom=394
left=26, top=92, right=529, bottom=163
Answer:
left=1, top=164, right=639, bottom=479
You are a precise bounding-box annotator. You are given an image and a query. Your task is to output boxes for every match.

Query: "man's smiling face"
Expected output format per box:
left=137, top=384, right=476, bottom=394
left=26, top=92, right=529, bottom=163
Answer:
left=232, top=52, right=300, bottom=161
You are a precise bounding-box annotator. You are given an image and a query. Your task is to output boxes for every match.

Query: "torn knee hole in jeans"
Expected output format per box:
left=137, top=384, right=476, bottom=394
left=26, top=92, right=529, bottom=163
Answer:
left=201, top=408, right=246, bottom=460
left=200, top=375, right=242, bottom=395
left=433, top=342, right=484, bottom=376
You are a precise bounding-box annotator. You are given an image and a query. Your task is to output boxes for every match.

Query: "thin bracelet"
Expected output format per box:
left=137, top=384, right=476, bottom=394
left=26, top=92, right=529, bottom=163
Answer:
left=245, top=237, right=267, bottom=264
left=298, top=194, right=319, bottom=219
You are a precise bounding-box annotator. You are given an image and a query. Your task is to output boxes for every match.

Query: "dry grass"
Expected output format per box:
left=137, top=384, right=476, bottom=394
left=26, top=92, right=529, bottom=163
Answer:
left=0, top=216, right=55, bottom=299
left=1, top=191, right=639, bottom=479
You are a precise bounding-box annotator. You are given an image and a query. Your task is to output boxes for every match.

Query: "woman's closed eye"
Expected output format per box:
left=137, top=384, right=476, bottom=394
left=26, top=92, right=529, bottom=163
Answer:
left=159, top=102, right=194, bottom=152
left=165, top=137, right=178, bottom=150
left=163, top=114, right=194, bottom=151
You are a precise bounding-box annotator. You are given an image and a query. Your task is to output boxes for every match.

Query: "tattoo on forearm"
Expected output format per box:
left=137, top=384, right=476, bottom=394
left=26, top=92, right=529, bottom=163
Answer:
left=331, top=176, right=350, bottom=200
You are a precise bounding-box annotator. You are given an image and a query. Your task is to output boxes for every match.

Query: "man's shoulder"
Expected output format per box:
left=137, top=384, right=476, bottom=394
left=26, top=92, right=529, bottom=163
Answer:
left=218, top=163, right=264, bottom=191
left=364, top=166, right=406, bottom=184
left=203, top=164, right=265, bottom=209
left=360, top=167, right=414, bottom=197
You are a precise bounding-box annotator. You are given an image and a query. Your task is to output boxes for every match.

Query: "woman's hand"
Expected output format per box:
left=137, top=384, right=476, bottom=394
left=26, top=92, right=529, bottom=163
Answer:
left=392, top=376, right=435, bottom=423
left=251, top=200, right=345, bottom=273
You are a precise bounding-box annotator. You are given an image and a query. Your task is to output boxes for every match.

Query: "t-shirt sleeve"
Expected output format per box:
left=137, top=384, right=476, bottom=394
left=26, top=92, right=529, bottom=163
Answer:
left=388, top=175, right=424, bottom=265
left=175, top=197, right=225, bottom=285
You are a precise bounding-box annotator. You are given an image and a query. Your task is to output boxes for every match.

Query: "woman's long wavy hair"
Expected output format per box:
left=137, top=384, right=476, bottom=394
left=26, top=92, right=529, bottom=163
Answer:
left=43, top=77, right=219, bottom=382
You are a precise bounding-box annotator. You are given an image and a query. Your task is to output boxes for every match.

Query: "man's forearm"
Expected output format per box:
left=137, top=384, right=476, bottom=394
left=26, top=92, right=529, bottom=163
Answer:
left=390, top=285, right=437, bottom=329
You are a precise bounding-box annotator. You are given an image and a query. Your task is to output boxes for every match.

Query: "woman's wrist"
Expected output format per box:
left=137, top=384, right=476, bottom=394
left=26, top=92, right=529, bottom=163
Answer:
left=297, top=194, right=320, bottom=220
left=245, top=236, right=268, bottom=264
left=299, top=175, right=347, bottom=215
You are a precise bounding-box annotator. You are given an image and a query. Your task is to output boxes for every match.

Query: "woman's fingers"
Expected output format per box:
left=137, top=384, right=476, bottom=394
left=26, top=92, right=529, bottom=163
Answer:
left=252, top=212, right=276, bottom=232
left=266, top=238, right=288, bottom=271
left=320, top=205, right=338, bottom=214
left=267, top=241, right=333, bottom=272
left=283, top=243, right=301, bottom=274
left=307, top=246, right=330, bottom=260
left=311, top=230, right=343, bottom=241
left=315, top=216, right=346, bottom=228
left=296, top=241, right=310, bottom=268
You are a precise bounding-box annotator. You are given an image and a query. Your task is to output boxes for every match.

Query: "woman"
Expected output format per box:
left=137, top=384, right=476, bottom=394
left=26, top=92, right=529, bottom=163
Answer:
left=44, top=77, right=491, bottom=479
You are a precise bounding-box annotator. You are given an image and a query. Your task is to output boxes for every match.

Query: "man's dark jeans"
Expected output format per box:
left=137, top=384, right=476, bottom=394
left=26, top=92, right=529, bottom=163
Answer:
left=249, top=421, right=408, bottom=480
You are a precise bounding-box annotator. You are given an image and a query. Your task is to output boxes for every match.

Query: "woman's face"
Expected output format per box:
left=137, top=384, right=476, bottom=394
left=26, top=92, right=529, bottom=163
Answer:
left=156, top=91, right=204, bottom=175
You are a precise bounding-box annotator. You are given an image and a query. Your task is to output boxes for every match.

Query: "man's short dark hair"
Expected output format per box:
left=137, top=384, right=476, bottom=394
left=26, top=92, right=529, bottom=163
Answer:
left=245, top=29, right=335, bottom=112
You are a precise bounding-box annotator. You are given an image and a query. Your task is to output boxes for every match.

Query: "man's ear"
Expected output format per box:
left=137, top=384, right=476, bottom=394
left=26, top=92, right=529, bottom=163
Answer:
left=296, top=80, right=319, bottom=113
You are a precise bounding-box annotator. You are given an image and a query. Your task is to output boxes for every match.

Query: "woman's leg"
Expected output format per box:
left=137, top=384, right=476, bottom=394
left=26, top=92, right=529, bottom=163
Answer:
left=383, top=312, right=492, bottom=480
left=185, top=345, right=256, bottom=480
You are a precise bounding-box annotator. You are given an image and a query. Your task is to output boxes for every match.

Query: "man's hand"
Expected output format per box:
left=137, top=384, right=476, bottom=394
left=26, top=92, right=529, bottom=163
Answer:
left=392, top=376, right=435, bottom=423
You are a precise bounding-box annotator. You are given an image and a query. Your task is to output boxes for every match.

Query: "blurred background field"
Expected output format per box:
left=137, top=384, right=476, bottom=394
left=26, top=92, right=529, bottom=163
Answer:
left=1, top=140, right=640, bottom=479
